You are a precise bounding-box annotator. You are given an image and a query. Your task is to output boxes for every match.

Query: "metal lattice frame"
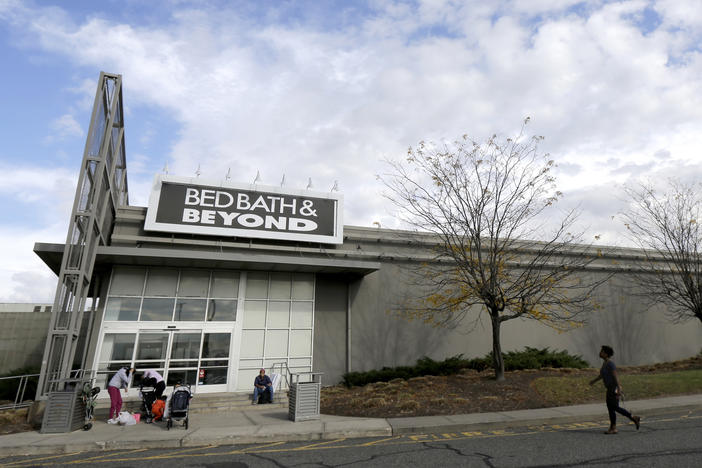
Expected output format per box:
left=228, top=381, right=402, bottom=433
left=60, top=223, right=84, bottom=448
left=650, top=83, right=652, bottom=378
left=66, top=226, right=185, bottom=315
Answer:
left=36, top=72, right=129, bottom=396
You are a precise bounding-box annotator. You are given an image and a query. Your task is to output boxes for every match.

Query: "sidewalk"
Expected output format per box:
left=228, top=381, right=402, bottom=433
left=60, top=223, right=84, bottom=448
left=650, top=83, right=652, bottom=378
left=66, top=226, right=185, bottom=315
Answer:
left=1, top=394, right=700, bottom=456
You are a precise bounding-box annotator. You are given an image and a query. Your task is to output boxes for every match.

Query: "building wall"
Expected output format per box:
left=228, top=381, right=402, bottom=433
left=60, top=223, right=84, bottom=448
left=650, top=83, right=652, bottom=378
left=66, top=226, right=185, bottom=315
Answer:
left=313, top=275, right=348, bottom=386
left=0, top=312, right=52, bottom=374
left=33, top=207, right=702, bottom=386
left=348, top=263, right=702, bottom=373
left=0, top=310, right=93, bottom=375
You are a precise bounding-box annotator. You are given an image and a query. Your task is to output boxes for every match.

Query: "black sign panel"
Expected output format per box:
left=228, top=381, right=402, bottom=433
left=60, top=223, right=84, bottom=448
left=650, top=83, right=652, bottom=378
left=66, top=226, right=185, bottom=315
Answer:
left=145, top=177, right=343, bottom=244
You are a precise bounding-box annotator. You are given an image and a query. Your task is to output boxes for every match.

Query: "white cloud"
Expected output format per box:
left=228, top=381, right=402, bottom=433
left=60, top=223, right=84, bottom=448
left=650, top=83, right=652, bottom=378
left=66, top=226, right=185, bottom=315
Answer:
left=0, top=225, right=62, bottom=302
left=0, top=166, right=75, bottom=208
left=47, top=113, right=84, bottom=141
left=0, top=0, right=701, bottom=302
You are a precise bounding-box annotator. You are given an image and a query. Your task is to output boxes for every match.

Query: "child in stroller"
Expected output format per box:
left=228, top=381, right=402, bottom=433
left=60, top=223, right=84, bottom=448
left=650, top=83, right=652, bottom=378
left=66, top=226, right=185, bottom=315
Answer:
left=166, top=383, right=192, bottom=430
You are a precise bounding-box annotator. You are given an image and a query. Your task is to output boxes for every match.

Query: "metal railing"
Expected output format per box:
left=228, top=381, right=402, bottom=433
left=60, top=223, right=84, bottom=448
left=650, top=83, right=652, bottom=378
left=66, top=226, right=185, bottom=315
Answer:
left=269, top=361, right=292, bottom=392
left=0, top=373, right=40, bottom=410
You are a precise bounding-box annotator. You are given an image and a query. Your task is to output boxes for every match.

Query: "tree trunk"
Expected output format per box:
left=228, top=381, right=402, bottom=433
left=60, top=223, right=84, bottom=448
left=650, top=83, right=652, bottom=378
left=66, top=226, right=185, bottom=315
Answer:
left=490, top=312, right=505, bottom=381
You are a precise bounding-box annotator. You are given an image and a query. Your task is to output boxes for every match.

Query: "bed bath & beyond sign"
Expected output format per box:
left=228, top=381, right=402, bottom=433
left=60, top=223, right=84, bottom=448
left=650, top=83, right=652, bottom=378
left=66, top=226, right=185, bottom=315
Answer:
left=145, top=175, right=343, bottom=244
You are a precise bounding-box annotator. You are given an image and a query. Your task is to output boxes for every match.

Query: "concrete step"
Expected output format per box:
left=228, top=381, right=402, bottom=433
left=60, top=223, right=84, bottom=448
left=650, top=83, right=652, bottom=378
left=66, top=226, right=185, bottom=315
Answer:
left=94, top=391, right=289, bottom=419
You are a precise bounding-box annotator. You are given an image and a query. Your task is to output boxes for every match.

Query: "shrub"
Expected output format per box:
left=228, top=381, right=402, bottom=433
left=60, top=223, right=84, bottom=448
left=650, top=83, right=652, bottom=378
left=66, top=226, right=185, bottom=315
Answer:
left=341, top=347, right=588, bottom=387
left=502, top=347, right=589, bottom=371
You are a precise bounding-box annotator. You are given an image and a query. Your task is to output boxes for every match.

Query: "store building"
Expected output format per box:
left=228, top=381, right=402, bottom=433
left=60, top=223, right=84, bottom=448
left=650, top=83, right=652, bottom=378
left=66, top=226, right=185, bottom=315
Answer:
left=32, top=73, right=702, bottom=399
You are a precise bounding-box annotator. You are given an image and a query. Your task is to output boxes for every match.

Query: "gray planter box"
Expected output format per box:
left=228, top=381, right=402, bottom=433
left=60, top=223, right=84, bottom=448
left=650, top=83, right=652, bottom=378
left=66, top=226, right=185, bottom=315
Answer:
left=288, top=372, right=323, bottom=422
left=40, top=381, right=86, bottom=433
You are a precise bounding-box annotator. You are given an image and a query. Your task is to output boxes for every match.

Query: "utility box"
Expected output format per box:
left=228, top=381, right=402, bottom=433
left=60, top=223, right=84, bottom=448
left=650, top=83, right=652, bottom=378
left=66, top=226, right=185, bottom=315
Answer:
left=40, top=379, right=86, bottom=433
left=288, top=372, right=323, bottom=422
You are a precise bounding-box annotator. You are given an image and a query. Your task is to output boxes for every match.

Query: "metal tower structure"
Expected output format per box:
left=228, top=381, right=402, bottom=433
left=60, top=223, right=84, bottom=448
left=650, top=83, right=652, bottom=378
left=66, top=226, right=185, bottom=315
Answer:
left=36, top=72, right=129, bottom=396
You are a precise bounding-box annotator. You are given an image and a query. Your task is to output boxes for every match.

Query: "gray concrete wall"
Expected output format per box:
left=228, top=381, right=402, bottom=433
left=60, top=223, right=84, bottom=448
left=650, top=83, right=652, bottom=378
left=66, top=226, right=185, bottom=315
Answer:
left=0, top=310, right=95, bottom=376
left=313, top=275, right=348, bottom=386
left=347, top=263, right=702, bottom=378
left=0, top=312, right=52, bottom=374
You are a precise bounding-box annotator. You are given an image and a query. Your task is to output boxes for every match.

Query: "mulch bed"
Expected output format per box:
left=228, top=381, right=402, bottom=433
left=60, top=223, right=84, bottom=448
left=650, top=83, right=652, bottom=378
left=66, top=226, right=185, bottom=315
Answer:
left=321, top=356, right=702, bottom=418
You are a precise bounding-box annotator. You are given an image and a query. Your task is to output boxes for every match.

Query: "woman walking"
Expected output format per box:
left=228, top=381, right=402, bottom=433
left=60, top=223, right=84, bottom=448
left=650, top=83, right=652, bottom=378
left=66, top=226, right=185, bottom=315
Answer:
left=589, top=345, right=640, bottom=434
left=107, top=367, right=133, bottom=424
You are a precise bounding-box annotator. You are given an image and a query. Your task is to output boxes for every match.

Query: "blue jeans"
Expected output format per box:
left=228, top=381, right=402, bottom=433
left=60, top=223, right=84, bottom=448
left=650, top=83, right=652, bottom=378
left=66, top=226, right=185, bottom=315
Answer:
left=606, top=389, right=633, bottom=426
left=253, top=386, right=274, bottom=403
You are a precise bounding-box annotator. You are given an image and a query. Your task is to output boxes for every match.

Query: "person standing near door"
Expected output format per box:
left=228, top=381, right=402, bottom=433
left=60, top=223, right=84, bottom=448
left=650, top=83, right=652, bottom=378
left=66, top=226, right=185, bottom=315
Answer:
left=107, top=367, right=134, bottom=424
left=142, top=369, right=166, bottom=397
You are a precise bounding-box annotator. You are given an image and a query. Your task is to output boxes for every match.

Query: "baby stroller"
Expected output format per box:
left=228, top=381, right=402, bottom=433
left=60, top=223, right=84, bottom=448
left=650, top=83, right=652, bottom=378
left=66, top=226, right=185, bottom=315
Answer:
left=139, top=382, right=158, bottom=424
left=81, top=382, right=101, bottom=431
left=166, top=384, right=192, bottom=430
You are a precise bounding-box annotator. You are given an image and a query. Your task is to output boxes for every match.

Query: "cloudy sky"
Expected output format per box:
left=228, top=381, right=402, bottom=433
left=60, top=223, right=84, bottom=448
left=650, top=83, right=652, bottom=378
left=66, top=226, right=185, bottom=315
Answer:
left=0, top=0, right=701, bottom=303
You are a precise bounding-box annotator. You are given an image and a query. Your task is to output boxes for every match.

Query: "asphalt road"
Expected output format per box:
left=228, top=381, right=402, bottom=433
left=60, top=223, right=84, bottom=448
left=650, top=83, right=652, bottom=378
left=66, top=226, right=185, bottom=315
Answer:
left=3, top=408, right=701, bottom=468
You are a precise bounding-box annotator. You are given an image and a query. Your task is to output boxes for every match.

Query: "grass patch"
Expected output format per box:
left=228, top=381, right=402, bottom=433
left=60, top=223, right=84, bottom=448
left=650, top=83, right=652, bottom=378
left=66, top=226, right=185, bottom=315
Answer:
left=532, top=370, right=702, bottom=406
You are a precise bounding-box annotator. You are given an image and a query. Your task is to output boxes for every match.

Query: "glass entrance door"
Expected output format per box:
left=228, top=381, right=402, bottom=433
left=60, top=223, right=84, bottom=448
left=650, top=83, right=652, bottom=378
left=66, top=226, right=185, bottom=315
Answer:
left=97, top=328, right=233, bottom=394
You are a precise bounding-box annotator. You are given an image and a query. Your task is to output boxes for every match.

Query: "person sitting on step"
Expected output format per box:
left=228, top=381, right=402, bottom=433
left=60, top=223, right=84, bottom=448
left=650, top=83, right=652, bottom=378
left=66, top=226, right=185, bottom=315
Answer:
left=252, top=368, right=274, bottom=404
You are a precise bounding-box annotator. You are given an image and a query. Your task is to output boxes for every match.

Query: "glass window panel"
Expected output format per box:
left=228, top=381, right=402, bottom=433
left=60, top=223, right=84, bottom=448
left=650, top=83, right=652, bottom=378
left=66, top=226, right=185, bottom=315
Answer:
left=202, top=333, right=231, bottom=359
left=292, top=274, right=314, bottom=300
left=246, top=272, right=268, bottom=299
left=99, top=333, right=136, bottom=362
left=170, top=333, right=201, bottom=360
left=291, top=302, right=313, bottom=328
left=144, top=269, right=178, bottom=296
left=267, top=301, right=290, bottom=328
left=174, top=298, right=206, bottom=321
left=290, top=330, right=312, bottom=357
left=166, top=370, right=197, bottom=387
left=136, top=333, right=169, bottom=360
left=211, top=271, right=239, bottom=298
left=207, top=299, right=237, bottom=322
left=178, top=270, right=210, bottom=297
left=265, top=330, right=288, bottom=357
left=269, top=273, right=291, bottom=299
left=240, top=330, right=264, bottom=358
left=109, top=267, right=145, bottom=295
left=199, top=367, right=228, bottom=385
left=134, top=362, right=165, bottom=372
left=199, top=359, right=228, bottom=367
left=104, top=297, right=140, bottom=321
left=168, top=360, right=198, bottom=368
left=243, top=301, right=266, bottom=328
left=140, top=298, right=174, bottom=321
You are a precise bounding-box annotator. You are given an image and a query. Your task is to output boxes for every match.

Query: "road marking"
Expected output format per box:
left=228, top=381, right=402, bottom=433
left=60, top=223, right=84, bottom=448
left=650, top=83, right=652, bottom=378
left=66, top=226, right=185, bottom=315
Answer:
left=145, top=444, right=217, bottom=459
left=360, top=435, right=401, bottom=446
left=292, top=438, right=347, bottom=450
left=62, top=448, right=149, bottom=465
left=242, top=441, right=288, bottom=451
left=1, top=451, right=84, bottom=467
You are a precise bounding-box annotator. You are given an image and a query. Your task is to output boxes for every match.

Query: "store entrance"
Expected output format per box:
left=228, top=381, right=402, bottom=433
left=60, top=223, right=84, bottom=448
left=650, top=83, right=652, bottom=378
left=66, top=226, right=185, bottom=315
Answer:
left=97, top=327, right=234, bottom=394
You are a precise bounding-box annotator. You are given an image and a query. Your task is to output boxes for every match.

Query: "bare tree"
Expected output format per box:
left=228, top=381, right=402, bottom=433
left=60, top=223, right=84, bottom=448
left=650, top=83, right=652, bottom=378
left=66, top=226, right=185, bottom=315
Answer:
left=621, top=180, right=702, bottom=325
left=381, top=120, right=606, bottom=381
